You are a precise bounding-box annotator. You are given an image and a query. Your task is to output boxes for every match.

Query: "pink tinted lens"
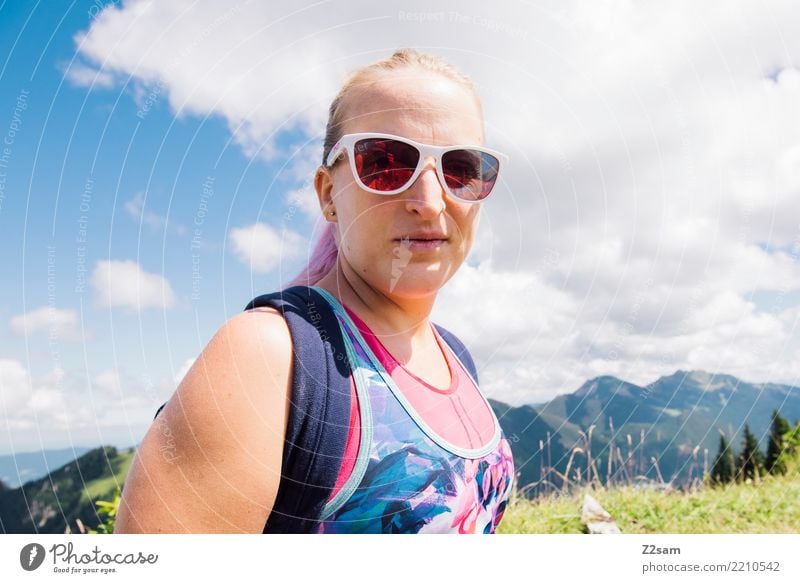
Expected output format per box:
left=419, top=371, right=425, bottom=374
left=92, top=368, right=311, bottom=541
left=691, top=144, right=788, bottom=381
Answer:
left=354, top=138, right=420, bottom=191
left=441, top=149, right=500, bottom=201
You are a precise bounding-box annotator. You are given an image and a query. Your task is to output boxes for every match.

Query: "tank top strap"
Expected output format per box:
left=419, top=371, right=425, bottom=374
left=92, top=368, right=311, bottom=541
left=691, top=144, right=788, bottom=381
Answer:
left=309, top=286, right=515, bottom=534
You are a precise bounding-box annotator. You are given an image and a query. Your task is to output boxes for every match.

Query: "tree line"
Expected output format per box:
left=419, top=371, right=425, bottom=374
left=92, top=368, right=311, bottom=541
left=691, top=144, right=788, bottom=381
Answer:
left=710, top=410, right=799, bottom=485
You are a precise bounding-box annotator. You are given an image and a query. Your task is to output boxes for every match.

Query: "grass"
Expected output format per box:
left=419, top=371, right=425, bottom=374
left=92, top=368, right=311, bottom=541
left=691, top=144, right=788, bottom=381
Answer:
left=498, top=455, right=800, bottom=534
left=79, top=448, right=135, bottom=504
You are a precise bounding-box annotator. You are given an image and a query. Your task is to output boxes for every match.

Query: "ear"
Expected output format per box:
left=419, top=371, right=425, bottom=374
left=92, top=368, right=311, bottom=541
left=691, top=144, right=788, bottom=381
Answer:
left=315, top=165, right=336, bottom=220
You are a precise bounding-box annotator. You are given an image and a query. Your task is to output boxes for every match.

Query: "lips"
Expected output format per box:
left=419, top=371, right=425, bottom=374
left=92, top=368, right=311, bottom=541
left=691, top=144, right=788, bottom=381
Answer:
left=393, top=232, right=449, bottom=242
left=396, top=238, right=447, bottom=251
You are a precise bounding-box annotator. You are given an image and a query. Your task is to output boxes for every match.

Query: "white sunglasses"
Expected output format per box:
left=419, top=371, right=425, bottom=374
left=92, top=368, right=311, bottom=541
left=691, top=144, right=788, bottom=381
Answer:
left=325, top=132, right=507, bottom=203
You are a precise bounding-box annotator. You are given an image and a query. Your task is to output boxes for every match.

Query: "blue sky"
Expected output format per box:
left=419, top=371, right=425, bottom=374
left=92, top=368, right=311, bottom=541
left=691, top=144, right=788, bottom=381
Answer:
left=1, top=0, right=799, bottom=456
left=1, top=1, right=319, bottom=454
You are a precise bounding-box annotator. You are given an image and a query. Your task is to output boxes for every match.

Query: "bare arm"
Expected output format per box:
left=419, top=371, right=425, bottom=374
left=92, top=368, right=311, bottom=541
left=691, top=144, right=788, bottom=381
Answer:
left=115, top=307, right=292, bottom=533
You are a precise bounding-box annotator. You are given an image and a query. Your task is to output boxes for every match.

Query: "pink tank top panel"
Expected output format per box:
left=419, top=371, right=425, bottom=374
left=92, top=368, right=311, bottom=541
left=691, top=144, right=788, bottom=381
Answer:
left=330, top=306, right=499, bottom=499
left=307, top=286, right=513, bottom=533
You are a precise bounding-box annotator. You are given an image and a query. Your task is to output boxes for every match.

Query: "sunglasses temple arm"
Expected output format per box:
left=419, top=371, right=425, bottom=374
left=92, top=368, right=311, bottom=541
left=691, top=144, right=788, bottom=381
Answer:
left=325, top=140, right=346, bottom=167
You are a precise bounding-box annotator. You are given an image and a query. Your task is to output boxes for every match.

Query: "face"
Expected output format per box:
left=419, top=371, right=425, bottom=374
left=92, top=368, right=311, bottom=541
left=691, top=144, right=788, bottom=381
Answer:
left=315, top=70, right=486, bottom=299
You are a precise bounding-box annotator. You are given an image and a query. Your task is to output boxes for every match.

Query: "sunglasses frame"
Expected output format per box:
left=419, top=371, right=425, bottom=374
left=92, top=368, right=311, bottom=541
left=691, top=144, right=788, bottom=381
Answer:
left=324, top=132, right=508, bottom=204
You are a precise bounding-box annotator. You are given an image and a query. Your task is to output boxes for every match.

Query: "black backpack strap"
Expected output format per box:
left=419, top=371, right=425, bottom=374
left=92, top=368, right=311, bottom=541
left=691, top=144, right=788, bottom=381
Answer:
left=154, top=402, right=166, bottom=419
left=150, top=289, right=476, bottom=533
left=244, top=286, right=352, bottom=533
left=152, top=285, right=351, bottom=533
left=433, top=323, right=480, bottom=385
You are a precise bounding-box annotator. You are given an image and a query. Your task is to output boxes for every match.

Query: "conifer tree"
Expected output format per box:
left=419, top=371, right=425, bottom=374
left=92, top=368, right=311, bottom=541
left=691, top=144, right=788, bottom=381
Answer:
left=765, top=410, right=791, bottom=475
left=735, top=424, right=765, bottom=482
left=710, top=434, right=735, bottom=485
left=791, top=421, right=800, bottom=454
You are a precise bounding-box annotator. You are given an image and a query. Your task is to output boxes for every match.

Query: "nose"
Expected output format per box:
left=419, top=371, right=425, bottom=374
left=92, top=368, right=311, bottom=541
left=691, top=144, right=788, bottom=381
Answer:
left=404, top=157, right=446, bottom=218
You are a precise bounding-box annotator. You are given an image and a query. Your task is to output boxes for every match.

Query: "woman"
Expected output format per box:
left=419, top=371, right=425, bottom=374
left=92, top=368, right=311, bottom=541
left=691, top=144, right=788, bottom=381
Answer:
left=116, top=48, right=514, bottom=534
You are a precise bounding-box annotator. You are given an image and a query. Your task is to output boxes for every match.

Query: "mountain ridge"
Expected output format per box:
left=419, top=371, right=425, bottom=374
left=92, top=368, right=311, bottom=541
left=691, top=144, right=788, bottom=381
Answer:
left=496, top=370, right=799, bottom=495
left=1, top=369, right=797, bottom=531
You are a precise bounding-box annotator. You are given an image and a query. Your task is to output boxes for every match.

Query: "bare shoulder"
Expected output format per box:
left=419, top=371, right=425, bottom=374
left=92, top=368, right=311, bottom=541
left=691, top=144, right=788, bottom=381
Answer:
left=115, top=306, right=293, bottom=533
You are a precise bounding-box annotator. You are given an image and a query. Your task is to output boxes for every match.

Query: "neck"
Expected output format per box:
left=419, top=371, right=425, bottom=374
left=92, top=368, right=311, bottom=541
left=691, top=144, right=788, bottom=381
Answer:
left=313, top=255, right=436, bottom=342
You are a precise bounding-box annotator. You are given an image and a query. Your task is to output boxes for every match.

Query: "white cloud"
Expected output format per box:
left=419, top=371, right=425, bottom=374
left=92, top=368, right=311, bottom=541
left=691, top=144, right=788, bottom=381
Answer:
left=124, top=192, right=186, bottom=235
left=285, top=184, right=322, bottom=221
left=434, top=260, right=582, bottom=404
left=124, top=192, right=161, bottom=228
left=228, top=222, right=306, bottom=273
left=0, top=361, right=77, bottom=430
left=0, top=359, right=174, bottom=451
left=434, top=259, right=800, bottom=406
left=91, top=366, right=163, bottom=411
left=91, top=260, right=176, bottom=310
left=10, top=307, right=82, bottom=342
left=73, top=1, right=338, bottom=159
left=173, top=357, right=195, bottom=385
left=72, top=1, right=800, bottom=403
left=93, top=369, right=122, bottom=395
left=0, top=359, right=34, bottom=411
left=62, top=60, right=116, bottom=88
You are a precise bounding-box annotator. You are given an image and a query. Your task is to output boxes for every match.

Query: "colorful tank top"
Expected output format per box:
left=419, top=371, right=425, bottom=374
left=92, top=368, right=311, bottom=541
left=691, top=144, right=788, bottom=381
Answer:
left=310, top=286, right=515, bottom=534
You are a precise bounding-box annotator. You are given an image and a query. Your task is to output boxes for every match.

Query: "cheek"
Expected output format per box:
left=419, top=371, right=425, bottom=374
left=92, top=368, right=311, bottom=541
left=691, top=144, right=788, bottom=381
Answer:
left=454, top=207, right=480, bottom=243
left=338, top=199, right=391, bottom=256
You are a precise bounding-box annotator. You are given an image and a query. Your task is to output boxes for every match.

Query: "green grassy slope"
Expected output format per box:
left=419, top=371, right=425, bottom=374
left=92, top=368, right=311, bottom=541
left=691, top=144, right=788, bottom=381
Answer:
left=0, top=446, right=134, bottom=533
left=80, top=450, right=133, bottom=504
left=499, top=455, right=800, bottom=534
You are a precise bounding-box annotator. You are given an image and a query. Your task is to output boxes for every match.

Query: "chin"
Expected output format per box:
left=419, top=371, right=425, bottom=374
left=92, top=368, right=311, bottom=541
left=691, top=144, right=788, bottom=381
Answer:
left=386, top=287, right=441, bottom=300
left=383, top=265, right=460, bottom=298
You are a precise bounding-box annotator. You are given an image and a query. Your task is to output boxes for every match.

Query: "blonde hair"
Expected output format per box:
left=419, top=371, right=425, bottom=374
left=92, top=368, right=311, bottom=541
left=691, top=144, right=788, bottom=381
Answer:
left=321, top=48, right=485, bottom=164
left=287, top=48, right=484, bottom=288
